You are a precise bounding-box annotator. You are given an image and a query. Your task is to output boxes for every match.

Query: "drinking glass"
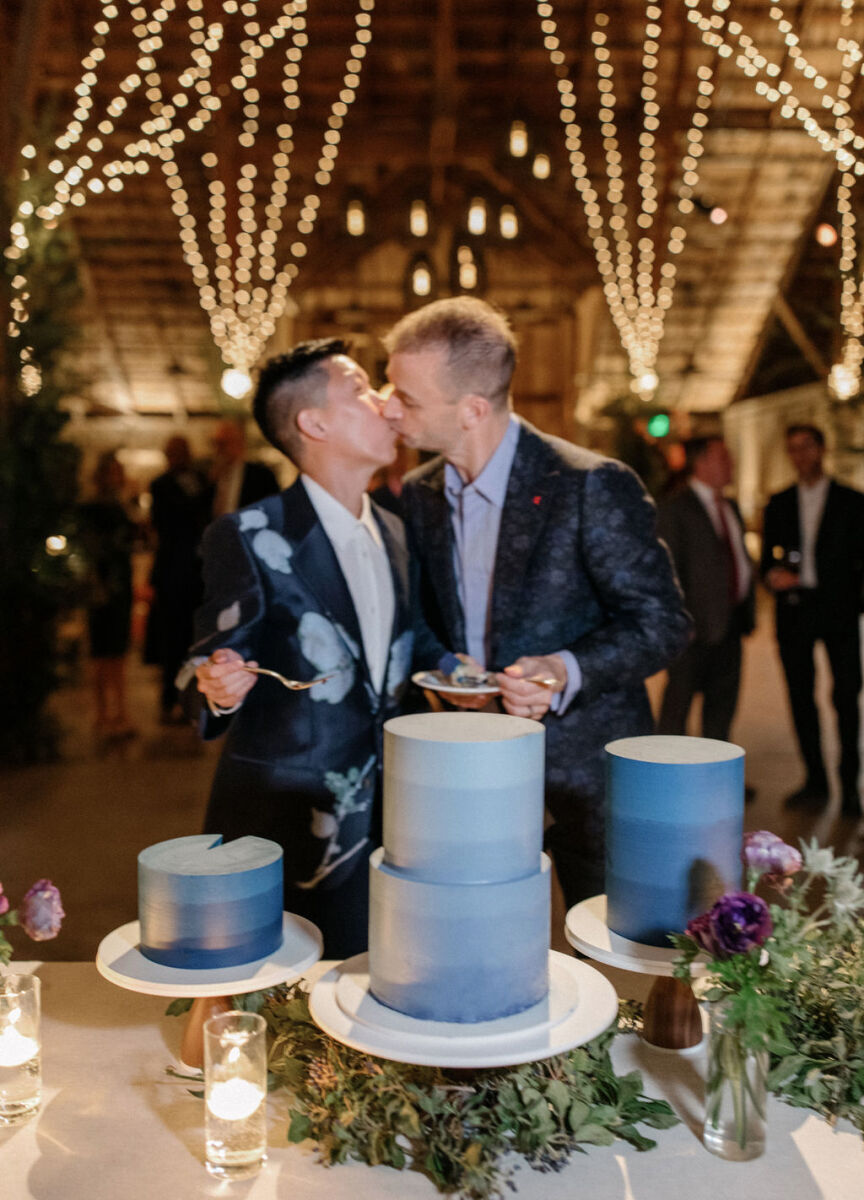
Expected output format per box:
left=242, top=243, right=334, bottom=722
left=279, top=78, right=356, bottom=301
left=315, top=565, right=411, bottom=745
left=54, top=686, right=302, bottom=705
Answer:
left=0, top=974, right=41, bottom=1124
left=203, top=1010, right=267, bottom=1179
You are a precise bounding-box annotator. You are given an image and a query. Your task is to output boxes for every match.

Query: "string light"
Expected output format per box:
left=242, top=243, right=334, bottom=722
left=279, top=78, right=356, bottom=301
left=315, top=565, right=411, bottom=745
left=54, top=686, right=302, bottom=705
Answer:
left=467, top=197, right=487, bottom=236
left=499, top=205, right=519, bottom=239
left=683, top=0, right=864, bottom=177
left=346, top=198, right=366, bottom=236
left=509, top=120, right=528, bottom=157
left=537, top=1, right=715, bottom=395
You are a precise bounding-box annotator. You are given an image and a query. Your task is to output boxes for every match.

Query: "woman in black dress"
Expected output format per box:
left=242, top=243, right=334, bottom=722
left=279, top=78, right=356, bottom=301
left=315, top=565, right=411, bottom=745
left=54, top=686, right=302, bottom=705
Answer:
left=79, top=452, right=138, bottom=738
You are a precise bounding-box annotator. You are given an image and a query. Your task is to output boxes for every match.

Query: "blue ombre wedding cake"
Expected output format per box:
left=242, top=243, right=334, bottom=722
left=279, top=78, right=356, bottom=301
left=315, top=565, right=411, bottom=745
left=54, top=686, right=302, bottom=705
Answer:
left=605, top=735, right=744, bottom=947
left=368, top=712, right=550, bottom=1023
left=138, top=834, right=283, bottom=968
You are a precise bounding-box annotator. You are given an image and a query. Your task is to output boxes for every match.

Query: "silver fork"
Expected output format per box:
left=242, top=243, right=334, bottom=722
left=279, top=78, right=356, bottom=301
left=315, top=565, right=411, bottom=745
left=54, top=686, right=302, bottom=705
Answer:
left=241, top=665, right=336, bottom=690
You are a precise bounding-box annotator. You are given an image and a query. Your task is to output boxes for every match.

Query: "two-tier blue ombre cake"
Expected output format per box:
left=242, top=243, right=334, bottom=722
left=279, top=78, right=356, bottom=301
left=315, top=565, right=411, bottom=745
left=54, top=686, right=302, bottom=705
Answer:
left=605, top=735, right=744, bottom=948
left=138, top=834, right=283, bottom=968
left=369, top=712, right=550, bottom=1023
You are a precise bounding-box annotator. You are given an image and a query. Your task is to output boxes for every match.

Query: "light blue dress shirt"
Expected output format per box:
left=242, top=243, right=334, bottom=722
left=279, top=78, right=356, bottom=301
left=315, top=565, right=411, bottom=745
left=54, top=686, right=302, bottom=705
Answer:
left=443, top=415, right=581, bottom=710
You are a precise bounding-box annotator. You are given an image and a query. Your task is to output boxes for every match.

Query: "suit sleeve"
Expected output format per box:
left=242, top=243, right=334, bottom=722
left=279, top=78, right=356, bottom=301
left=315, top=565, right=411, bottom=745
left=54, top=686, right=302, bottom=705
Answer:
left=567, top=461, right=692, bottom=699
left=760, top=495, right=779, bottom=581
left=179, top=514, right=266, bottom=739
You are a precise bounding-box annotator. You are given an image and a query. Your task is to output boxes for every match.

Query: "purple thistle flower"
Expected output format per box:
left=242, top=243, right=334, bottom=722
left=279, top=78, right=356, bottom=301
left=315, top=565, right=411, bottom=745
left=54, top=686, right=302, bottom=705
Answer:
left=19, top=879, right=64, bottom=942
left=0, top=884, right=8, bottom=917
left=742, top=831, right=803, bottom=879
left=699, top=891, right=773, bottom=959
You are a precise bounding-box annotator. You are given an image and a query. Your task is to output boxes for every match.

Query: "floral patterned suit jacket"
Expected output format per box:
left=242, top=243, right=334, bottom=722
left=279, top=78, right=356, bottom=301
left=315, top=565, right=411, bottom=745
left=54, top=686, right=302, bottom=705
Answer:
left=183, top=479, right=413, bottom=894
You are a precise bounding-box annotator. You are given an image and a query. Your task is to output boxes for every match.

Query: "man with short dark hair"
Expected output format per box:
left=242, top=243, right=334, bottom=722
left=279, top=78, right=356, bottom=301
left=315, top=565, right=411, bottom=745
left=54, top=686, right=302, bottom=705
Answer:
left=382, top=296, right=690, bottom=908
left=183, top=339, right=414, bottom=956
left=761, top=423, right=864, bottom=815
left=656, top=436, right=755, bottom=740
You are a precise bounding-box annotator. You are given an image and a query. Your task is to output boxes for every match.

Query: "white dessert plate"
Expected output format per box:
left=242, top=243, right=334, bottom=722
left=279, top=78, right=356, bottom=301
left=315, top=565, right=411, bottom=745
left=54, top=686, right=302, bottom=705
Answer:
left=95, top=912, right=323, bottom=997
left=309, top=950, right=618, bottom=1067
left=411, top=669, right=501, bottom=697
left=565, top=894, right=707, bottom=978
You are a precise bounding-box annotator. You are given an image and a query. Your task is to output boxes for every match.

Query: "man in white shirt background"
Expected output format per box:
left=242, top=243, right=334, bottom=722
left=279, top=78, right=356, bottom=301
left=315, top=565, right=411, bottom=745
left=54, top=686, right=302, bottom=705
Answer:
left=656, top=436, right=755, bottom=746
left=185, top=339, right=413, bottom=957
left=762, top=423, right=864, bottom=816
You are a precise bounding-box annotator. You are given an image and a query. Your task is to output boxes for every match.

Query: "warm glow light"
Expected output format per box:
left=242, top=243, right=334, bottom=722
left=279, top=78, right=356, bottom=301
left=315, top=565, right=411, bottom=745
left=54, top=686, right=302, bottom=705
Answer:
left=411, top=262, right=432, bottom=297
left=634, top=370, right=659, bottom=396
left=467, top=197, right=486, bottom=236
left=409, top=199, right=428, bottom=237
left=532, top=152, right=551, bottom=179
left=815, top=222, right=838, bottom=247
left=45, top=535, right=68, bottom=556
left=509, top=119, right=528, bottom=157
left=829, top=362, right=859, bottom=400
left=499, top=205, right=519, bottom=239
left=206, top=1078, right=264, bottom=1122
left=709, top=206, right=728, bottom=225
left=346, top=198, right=365, bottom=236
left=221, top=368, right=253, bottom=398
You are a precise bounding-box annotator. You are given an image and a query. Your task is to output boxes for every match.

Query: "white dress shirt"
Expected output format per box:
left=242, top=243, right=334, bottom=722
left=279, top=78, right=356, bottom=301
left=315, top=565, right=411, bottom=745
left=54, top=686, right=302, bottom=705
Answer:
left=302, top=475, right=395, bottom=693
left=796, top=476, right=829, bottom=588
left=689, top=478, right=752, bottom=603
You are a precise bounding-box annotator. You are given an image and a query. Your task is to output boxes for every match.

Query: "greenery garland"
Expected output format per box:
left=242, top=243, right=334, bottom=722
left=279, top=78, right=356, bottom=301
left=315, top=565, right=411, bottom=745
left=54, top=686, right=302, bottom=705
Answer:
left=252, top=984, right=677, bottom=1199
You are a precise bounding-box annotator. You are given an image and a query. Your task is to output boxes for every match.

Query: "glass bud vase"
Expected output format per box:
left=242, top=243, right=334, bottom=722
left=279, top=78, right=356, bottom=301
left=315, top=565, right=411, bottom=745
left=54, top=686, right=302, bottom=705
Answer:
left=702, top=999, right=767, bottom=1161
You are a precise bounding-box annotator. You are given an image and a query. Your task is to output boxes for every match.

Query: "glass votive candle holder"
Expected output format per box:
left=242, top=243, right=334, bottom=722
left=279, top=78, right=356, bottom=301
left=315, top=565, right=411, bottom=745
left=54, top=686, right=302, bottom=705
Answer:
left=203, top=1010, right=267, bottom=1179
left=0, top=973, right=42, bottom=1124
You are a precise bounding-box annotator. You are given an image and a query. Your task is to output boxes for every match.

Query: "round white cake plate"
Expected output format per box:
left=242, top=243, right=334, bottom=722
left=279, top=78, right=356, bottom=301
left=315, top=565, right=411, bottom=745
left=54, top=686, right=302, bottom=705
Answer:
left=411, top=670, right=501, bottom=698
left=309, top=950, right=618, bottom=1068
left=565, top=896, right=706, bottom=1051
left=95, top=912, right=323, bottom=998
left=564, top=895, right=707, bottom=978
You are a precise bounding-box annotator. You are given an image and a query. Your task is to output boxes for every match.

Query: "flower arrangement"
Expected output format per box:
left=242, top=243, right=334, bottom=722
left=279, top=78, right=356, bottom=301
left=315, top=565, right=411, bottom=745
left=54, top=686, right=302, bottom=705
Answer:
left=673, top=832, right=864, bottom=1151
left=0, top=879, right=65, bottom=966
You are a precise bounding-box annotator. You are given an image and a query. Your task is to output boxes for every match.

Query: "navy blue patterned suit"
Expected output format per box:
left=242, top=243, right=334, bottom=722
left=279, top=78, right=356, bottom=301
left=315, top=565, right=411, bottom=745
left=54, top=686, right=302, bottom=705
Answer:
left=403, top=419, right=690, bottom=907
left=183, top=480, right=413, bottom=956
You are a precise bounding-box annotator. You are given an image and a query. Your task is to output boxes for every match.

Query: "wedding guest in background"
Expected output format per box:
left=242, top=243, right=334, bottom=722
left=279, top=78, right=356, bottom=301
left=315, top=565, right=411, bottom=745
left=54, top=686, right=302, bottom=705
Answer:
left=382, top=296, right=690, bottom=908
left=78, top=451, right=139, bottom=740
left=147, top=435, right=209, bottom=723
left=761, top=423, right=864, bottom=816
left=207, top=418, right=280, bottom=519
left=183, top=340, right=413, bottom=957
left=656, top=436, right=755, bottom=742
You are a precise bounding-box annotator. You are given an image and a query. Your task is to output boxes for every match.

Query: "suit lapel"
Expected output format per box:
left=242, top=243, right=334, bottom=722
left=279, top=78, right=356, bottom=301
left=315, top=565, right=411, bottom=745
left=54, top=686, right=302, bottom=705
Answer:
left=488, top=421, right=556, bottom=665
left=418, top=464, right=466, bottom=649
left=281, top=482, right=368, bottom=678
left=373, top=507, right=410, bottom=643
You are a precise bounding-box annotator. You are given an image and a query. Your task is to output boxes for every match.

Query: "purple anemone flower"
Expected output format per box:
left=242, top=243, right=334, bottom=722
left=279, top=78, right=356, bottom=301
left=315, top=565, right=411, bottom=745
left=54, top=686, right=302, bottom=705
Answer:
left=19, top=879, right=64, bottom=942
left=742, top=831, right=802, bottom=879
left=0, top=884, right=9, bottom=917
left=696, top=891, right=772, bottom=959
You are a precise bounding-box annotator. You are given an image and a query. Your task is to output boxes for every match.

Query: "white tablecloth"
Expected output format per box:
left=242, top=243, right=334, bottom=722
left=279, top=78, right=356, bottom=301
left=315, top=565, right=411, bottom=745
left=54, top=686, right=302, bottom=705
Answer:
left=1, top=962, right=861, bottom=1199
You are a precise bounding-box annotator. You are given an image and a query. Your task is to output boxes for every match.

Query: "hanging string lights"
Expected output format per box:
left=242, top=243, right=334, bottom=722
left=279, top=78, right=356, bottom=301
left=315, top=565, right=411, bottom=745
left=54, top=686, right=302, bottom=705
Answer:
left=6, top=0, right=376, bottom=387
left=683, top=0, right=864, bottom=177
left=536, top=1, right=715, bottom=397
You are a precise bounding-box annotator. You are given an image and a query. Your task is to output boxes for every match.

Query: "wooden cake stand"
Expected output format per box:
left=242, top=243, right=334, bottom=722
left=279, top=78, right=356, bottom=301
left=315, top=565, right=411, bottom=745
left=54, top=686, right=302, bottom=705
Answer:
left=565, top=895, right=707, bottom=1050
left=309, top=950, right=619, bottom=1068
left=96, top=913, right=322, bottom=1068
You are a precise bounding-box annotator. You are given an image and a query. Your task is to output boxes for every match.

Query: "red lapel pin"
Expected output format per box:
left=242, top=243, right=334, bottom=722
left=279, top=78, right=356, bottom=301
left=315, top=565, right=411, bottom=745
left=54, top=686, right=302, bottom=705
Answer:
left=532, top=495, right=542, bottom=505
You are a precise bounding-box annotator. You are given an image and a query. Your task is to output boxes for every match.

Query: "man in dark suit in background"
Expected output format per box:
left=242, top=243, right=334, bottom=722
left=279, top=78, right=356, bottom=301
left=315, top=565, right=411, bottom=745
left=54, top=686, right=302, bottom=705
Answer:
left=761, top=423, right=864, bottom=816
left=382, top=297, right=690, bottom=908
left=657, top=436, right=754, bottom=741
left=184, top=341, right=414, bottom=956
left=208, top=418, right=280, bottom=518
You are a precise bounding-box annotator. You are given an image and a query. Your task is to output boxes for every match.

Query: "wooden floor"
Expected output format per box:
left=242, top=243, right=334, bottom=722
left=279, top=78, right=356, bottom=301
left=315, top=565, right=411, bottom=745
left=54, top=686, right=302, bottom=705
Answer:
left=2, top=596, right=862, bottom=963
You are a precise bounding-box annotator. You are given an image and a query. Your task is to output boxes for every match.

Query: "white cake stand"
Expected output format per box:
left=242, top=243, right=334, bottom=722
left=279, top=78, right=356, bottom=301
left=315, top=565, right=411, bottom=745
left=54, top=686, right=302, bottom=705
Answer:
left=96, top=913, right=322, bottom=1068
left=565, top=895, right=707, bottom=1050
left=309, top=950, right=618, bottom=1068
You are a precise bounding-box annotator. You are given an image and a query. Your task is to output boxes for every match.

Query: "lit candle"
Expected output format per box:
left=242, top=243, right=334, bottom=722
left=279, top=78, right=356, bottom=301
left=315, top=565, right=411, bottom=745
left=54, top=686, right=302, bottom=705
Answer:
left=206, top=1078, right=264, bottom=1122
left=0, top=1025, right=39, bottom=1068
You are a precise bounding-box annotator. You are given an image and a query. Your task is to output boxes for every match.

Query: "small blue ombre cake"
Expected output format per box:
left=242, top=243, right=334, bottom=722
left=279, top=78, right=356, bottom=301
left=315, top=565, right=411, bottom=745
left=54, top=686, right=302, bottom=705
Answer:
left=605, top=735, right=744, bottom=948
left=138, top=834, right=283, bottom=969
left=369, top=712, right=549, bottom=1023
